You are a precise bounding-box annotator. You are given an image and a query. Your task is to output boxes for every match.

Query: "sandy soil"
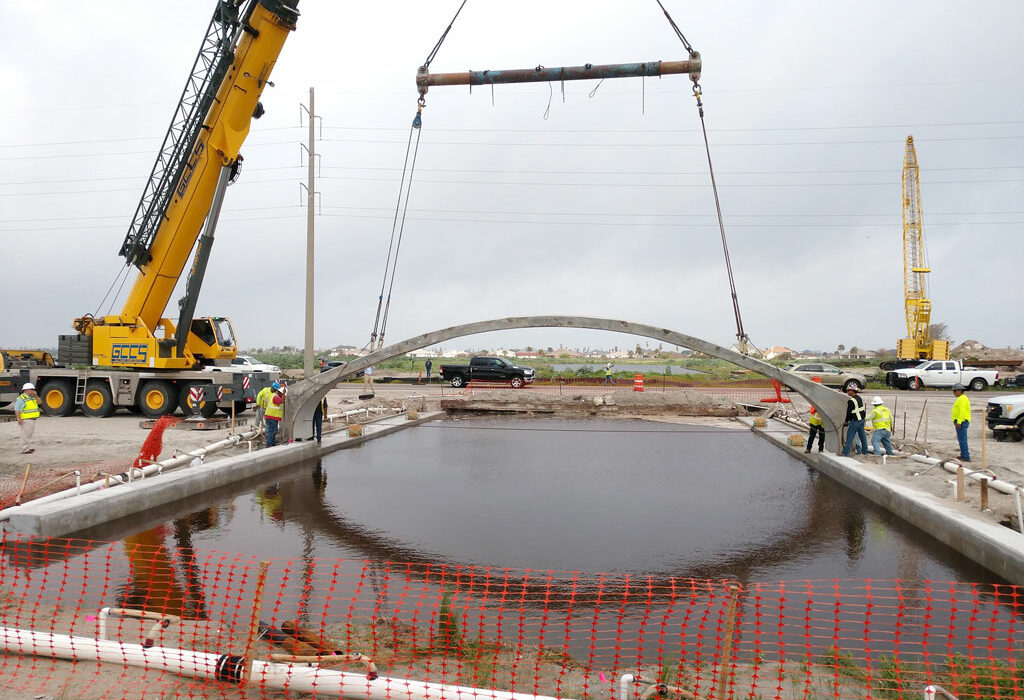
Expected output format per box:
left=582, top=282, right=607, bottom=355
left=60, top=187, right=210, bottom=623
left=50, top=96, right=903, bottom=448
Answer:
left=776, top=390, right=1024, bottom=530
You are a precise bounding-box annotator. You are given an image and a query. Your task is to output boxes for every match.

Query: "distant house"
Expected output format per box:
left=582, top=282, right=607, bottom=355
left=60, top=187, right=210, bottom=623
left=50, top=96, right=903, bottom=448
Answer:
left=764, top=346, right=795, bottom=360
left=607, top=350, right=630, bottom=359
left=516, top=351, right=539, bottom=358
left=408, top=348, right=438, bottom=358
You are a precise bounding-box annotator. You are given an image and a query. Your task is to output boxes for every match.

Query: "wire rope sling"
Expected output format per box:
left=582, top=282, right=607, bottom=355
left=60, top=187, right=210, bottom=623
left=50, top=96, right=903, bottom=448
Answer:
left=371, top=1, right=752, bottom=354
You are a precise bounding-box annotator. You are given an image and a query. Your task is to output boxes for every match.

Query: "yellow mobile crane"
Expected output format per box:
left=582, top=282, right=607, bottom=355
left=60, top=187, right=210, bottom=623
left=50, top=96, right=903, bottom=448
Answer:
left=2, top=1, right=297, bottom=417
left=882, top=136, right=950, bottom=373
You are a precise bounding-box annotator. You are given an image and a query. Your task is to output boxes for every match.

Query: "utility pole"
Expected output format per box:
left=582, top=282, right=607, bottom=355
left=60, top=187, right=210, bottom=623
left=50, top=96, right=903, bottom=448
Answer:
left=300, top=88, right=319, bottom=378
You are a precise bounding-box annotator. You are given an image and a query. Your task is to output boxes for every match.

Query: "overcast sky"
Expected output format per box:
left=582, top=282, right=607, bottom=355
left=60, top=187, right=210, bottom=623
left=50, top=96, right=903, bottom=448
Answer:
left=2, top=1, right=1021, bottom=356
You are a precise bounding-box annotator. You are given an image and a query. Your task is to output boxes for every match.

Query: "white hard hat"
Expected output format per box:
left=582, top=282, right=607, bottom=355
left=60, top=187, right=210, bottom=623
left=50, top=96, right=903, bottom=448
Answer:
left=872, top=396, right=883, bottom=405
left=22, top=382, right=35, bottom=391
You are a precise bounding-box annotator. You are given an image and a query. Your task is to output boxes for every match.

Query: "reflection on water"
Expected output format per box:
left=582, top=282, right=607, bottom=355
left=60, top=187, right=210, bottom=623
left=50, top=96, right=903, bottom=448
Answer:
left=2, top=418, right=1018, bottom=664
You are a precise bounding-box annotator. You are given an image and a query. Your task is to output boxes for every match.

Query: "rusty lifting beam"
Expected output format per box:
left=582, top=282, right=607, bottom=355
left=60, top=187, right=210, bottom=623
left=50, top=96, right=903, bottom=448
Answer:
left=416, top=55, right=701, bottom=96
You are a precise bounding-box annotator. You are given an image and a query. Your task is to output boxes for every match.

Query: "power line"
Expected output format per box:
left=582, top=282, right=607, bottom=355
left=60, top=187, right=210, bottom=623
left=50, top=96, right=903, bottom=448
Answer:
left=0, top=140, right=299, bottom=162
left=3, top=119, right=1018, bottom=149
left=4, top=206, right=1020, bottom=227
left=3, top=175, right=1019, bottom=198
left=0, top=165, right=301, bottom=187
left=323, top=119, right=1024, bottom=135
left=4, top=216, right=1018, bottom=234
left=0, top=126, right=300, bottom=149
left=320, top=164, right=1024, bottom=176
left=1, top=133, right=1020, bottom=162
left=3, top=164, right=1020, bottom=188
left=322, top=135, right=1024, bottom=147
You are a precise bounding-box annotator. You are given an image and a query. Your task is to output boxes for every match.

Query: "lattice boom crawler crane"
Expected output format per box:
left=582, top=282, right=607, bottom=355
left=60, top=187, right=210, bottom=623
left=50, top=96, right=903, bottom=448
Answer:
left=882, top=136, right=951, bottom=373
left=1, top=0, right=297, bottom=418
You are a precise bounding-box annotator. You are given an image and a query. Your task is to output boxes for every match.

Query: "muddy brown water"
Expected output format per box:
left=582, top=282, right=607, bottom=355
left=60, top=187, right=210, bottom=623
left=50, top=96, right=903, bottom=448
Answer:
left=3, top=417, right=1019, bottom=665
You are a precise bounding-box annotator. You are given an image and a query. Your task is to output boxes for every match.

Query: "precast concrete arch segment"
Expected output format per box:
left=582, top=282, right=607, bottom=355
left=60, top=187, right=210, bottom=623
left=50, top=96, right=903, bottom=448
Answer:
left=281, top=316, right=849, bottom=449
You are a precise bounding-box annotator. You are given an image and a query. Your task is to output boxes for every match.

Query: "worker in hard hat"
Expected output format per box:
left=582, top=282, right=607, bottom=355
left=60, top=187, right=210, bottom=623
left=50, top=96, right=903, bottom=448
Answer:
left=866, top=396, right=895, bottom=457
left=951, top=383, right=971, bottom=462
left=255, top=381, right=280, bottom=429
left=841, top=384, right=868, bottom=456
left=14, top=382, right=41, bottom=454
left=604, top=363, right=615, bottom=386
left=804, top=405, right=824, bottom=454
left=264, top=383, right=286, bottom=447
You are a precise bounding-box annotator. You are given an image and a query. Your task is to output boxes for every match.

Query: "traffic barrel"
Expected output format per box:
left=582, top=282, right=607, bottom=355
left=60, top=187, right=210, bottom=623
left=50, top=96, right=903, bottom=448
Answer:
left=633, top=374, right=644, bottom=392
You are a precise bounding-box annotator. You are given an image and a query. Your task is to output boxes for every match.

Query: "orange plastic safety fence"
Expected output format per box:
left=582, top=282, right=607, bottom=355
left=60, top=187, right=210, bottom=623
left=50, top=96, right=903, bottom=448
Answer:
left=1, top=535, right=1021, bottom=700
left=0, top=416, right=181, bottom=512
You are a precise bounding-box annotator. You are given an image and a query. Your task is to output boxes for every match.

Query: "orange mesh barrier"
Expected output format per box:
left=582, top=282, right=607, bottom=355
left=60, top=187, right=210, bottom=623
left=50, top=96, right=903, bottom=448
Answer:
left=0, top=534, right=1020, bottom=699
left=0, top=416, right=180, bottom=511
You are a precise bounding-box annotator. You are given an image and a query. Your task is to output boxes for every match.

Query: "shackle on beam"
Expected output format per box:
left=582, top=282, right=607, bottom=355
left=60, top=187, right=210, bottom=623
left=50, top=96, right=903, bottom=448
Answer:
left=416, top=54, right=700, bottom=96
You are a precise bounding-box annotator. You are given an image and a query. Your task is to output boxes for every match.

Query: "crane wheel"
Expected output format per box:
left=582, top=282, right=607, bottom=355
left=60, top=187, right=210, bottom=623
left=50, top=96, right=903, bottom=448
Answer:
left=179, top=383, right=219, bottom=418
left=39, top=380, right=76, bottom=416
left=138, top=380, right=176, bottom=418
left=82, top=380, right=115, bottom=418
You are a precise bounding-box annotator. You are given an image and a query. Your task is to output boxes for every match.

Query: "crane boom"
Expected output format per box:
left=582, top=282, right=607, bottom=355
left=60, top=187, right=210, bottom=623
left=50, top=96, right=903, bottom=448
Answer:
left=896, top=135, right=949, bottom=363
left=74, top=0, right=299, bottom=370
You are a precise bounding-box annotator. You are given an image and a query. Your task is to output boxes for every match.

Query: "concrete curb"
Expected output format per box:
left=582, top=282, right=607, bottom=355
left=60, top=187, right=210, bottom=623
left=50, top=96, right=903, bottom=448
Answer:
left=743, top=417, right=1024, bottom=585
left=7, top=411, right=443, bottom=538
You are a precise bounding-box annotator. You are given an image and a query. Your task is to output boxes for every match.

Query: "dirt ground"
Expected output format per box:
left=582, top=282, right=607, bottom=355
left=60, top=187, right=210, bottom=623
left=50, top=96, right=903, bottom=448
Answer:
left=778, top=389, right=1024, bottom=531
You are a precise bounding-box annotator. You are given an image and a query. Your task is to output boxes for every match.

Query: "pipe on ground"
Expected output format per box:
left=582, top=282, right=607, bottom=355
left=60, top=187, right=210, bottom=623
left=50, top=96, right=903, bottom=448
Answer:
left=0, top=626, right=570, bottom=700
left=909, top=454, right=1019, bottom=496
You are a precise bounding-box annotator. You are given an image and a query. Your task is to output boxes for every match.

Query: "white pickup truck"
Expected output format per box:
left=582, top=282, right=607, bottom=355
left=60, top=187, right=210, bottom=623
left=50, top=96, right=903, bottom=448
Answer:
left=889, top=359, right=1000, bottom=391
left=987, top=394, right=1024, bottom=441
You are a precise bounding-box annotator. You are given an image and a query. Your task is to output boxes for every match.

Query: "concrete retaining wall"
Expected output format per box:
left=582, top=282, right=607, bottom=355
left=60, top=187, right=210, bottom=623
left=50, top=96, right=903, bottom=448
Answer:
left=745, top=417, right=1024, bottom=585
left=7, top=411, right=441, bottom=538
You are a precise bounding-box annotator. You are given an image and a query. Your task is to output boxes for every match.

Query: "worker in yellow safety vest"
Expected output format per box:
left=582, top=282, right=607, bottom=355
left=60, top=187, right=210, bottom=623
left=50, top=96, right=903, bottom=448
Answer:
left=867, top=396, right=894, bottom=457
left=264, top=384, right=285, bottom=447
left=255, top=381, right=279, bottom=428
left=14, top=382, right=41, bottom=454
left=951, top=384, right=971, bottom=462
left=804, top=405, right=824, bottom=453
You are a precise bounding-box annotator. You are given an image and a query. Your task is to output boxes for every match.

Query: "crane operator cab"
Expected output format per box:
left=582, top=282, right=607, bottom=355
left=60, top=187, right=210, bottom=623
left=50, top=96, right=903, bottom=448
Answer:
left=189, top=317, right=237, bottom=365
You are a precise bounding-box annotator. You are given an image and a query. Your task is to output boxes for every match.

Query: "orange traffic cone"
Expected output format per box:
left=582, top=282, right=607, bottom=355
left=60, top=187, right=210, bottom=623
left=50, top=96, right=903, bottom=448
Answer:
left=633, top=374, right=644, bottom=392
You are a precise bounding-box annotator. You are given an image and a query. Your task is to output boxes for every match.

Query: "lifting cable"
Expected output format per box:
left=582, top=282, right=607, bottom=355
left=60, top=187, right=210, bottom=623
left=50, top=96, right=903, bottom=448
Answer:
left=368, top=107, right=423, bottom=351
left=368, top=0, right=468, bottom=351
left=656, top=0, right=750, bottom=350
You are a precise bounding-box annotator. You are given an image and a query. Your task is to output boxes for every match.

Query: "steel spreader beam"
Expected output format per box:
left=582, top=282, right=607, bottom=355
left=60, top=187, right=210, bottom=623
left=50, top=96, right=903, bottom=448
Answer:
left=416, top=55, right=700, bottom=95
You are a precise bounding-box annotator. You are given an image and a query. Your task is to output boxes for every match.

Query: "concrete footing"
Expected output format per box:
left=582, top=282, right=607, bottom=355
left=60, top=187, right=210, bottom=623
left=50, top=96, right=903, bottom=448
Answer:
left=6, top=411, right=442, bottom=538
left=744, top=417, right=1024, bottom=585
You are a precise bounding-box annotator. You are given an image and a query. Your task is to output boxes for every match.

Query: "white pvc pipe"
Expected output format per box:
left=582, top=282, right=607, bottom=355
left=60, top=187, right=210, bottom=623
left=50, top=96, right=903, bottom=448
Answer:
left=909, top=454, right=1020, bottom=496
left=0, top=626, right=571, bottom=700
left=618, top=674, right=637, bottom=700
left=0, top=426, right=261, bottom=522
left=1016, top=488, right=1024, bottom=535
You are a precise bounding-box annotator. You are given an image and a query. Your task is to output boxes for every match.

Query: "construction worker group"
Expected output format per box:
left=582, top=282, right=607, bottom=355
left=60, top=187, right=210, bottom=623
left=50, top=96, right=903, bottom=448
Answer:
left=806, top=383, right=970, bottom=463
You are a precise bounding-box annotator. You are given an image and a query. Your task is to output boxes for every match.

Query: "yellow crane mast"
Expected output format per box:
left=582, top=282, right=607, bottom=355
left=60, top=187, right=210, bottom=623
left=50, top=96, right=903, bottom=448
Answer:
left=896, top=135, right=949, bottom=364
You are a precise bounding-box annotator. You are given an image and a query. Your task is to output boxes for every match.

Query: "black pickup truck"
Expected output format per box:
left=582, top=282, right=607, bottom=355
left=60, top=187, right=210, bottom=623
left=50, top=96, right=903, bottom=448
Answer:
left=439, top=356, right=536, bottom=388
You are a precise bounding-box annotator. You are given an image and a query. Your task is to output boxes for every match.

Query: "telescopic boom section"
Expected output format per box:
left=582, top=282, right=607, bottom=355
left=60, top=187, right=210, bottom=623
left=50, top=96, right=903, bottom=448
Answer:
left=116, top=0, right=298, bottom=332
left=902, top=136, right=931, bottom=344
